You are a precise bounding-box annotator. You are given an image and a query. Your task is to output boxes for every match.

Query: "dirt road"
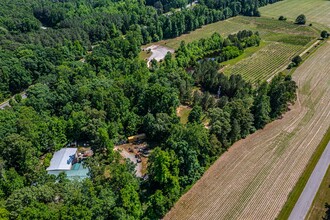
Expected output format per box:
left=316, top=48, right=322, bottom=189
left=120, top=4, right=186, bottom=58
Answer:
left=289, top=141, right=330, bottom=220
left=0, top=92, right=27, bottom=109
left=114, top=146, right=142, bottom=177
left=164, top=42, right=330, bottom=220
left=144, top=45, right=174, bottom=67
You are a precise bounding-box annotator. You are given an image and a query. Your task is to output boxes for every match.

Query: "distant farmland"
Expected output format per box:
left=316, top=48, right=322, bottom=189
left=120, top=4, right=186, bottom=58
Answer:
left=142, top=16, right=318, bottom=83
left=259, top=0, right=330, bottom=29
left=164, top=42, right=330, bottom=220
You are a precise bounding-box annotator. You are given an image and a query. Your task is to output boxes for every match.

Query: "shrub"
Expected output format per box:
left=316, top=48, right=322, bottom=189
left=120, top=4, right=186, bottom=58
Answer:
left=321, top=30, right=329, bottom=39
left=295, top=14, right=306, bottom=25
left=278, top=16, right=286, bottom=21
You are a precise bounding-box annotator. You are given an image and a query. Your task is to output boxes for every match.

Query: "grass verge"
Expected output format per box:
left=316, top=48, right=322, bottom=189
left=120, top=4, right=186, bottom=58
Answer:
left=307, top=165, right=330, bottom=219
left=276, top=126, right=330, bottom=220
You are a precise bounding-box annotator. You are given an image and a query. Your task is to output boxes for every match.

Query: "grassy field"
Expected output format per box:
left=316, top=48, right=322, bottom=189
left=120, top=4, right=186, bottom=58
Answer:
left=142, top=16, right=318, bottom=83
left=147, top=16, right=317, bottom=50
left=259, top=0, right=330, bottom=29
left=164, top=41, right=330, bottom=220
left=176, top=105, right=192, bottom=124
left=307, top=164, right=330, bottom=220
left=276, top=127, right=330, bottom=219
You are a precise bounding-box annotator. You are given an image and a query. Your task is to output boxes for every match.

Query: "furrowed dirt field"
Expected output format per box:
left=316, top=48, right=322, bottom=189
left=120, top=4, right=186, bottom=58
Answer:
left=164, top=41, right=330, bottom=220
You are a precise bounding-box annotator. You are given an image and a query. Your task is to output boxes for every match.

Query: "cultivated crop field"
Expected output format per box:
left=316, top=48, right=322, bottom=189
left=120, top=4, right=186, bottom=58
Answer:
left=164, top=42, right=330, bottom=220
left=220, top=17, right=317, bottom=82
left=259, top=0, right=330, bottom=29
left=225, top=42, right=301, bottom=83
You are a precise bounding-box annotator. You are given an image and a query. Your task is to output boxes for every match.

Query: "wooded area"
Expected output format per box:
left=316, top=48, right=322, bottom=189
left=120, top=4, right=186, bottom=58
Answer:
left=0, top=0, right=293, bottom=219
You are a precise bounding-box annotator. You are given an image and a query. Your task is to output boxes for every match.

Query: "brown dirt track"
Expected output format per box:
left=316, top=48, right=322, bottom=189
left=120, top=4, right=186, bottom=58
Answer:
left=164, top=41, right=330, bottom=220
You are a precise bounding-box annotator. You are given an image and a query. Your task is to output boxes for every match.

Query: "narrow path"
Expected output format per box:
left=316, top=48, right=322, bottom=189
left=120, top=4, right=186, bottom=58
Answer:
left=299, top=40, right=321, bottom=57
left=288, top=141, right=330, bottom=220
left=0, top=92, right=27, bottom=109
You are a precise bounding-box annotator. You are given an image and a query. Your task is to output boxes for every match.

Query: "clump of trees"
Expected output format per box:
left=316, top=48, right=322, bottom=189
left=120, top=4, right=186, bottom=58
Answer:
left=175, top=30, right=260, bottom=68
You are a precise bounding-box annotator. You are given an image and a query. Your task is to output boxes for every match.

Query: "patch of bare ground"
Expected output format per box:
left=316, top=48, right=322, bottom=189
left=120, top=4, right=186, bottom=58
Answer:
left=164, top=41, right=330, bottom=220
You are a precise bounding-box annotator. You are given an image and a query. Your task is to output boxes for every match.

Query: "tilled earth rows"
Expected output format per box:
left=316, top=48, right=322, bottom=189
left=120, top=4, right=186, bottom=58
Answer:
left=164, top=41, right=330, bottom=220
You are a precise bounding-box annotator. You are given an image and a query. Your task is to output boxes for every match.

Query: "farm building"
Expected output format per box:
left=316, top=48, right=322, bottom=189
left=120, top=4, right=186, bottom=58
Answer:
left=46, top=148, right=92, bottom=179
left=128, top=133, right=146, bottom=143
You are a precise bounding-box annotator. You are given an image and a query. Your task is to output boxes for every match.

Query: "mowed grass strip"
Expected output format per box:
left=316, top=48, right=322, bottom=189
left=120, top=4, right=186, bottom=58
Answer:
left=307, top=165, right=330, bottom=220
left=276, top=127, right=330, bottom=220
left=259, top=0, right=330, bottom=28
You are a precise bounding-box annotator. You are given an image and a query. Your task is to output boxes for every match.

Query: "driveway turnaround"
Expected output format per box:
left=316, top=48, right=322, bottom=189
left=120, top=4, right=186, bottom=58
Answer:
left=289, top=141, right=330, bottom=220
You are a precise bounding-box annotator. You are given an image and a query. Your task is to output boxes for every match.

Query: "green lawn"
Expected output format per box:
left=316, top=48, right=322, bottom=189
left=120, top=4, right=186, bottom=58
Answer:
left=307, top=165, right=330, bottom=220
left=177, top=106, right=192, bottom=124
left=276, top=127, right=330, bottom=220
left=259, top=0, right=330, bottom=30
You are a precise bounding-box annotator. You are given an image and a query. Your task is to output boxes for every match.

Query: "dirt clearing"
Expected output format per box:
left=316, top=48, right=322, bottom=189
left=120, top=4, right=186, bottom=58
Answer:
left=143, top=45, right=174, bottom=67
left=164, top=42, right=330, bottom=220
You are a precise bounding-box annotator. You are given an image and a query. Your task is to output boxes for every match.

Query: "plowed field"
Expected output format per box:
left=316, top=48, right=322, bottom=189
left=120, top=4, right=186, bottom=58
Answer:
left=164, top=41, right=330, bottom=220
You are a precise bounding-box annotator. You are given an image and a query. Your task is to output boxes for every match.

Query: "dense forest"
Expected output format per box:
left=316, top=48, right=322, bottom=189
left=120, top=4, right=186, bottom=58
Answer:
left=0, top=0, right=293, bottom=219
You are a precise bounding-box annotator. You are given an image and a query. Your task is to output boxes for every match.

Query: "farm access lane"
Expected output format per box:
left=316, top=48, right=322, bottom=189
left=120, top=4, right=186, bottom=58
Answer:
left=289, top=141, right=330, bottom=220
left=164, top=42, right=330, bottom=220
left=0, top=92, right=27, bottom=110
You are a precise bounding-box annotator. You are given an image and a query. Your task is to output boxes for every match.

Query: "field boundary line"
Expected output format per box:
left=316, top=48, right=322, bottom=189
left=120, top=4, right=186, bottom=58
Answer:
left=276, top=126, right=330, bottom=219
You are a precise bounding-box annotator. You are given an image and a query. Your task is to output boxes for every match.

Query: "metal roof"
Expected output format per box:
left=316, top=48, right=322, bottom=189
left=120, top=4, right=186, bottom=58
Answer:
left=46, top=148, right=77, bottom=171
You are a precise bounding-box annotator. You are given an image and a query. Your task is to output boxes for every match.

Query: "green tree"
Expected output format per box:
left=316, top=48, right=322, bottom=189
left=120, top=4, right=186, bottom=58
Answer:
left=146, top=190, right=167, bottom=219
left=268, top=73, right=297, bottom=119
left=119, top=185, right=142, bottom=219
left=292, top=55, right=302, bottom=66
left=295, top=14, right=306, bottom=25
left=251, top=82, right=271, bottom=129
left=188, top=106, right=202, bottom=123
left=321, top=30, right=329, bottom=39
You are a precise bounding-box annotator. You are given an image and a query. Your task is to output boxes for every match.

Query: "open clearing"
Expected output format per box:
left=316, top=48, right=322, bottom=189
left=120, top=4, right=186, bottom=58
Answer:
left=307, top=164, right=330, bottom=220
left=176, top=105, right=192, bottom=124
left=259, top=0, right=330, bottom=29
left=141, top=16, right=317, bottom=82
left=142, top=45, right=174, bottom=67
left=164, top=41, right=330, bottom=220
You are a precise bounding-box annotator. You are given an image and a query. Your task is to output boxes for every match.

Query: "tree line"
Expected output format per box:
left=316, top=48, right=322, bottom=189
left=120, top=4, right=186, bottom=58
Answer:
left=174, top=30, right=260, bottom=68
